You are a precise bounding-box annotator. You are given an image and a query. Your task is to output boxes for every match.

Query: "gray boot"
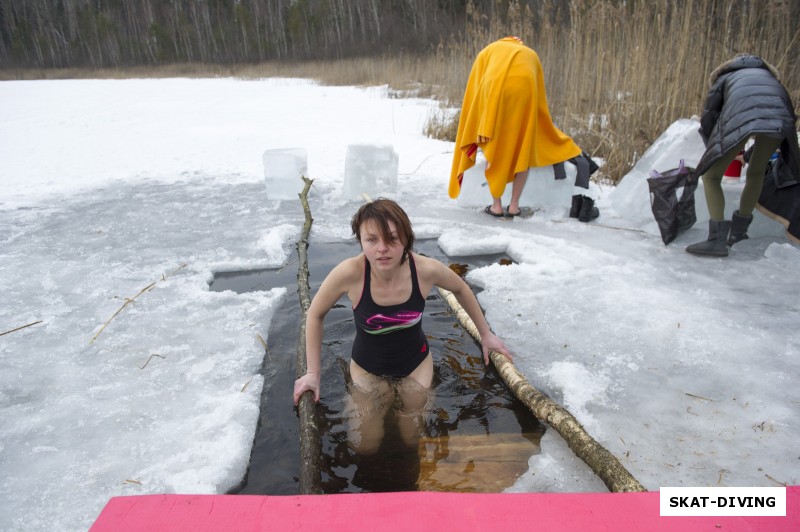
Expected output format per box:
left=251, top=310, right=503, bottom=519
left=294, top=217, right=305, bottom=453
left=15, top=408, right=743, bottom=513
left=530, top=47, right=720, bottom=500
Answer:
left=685, top=219, right=732, bottom=257
left=727, top=210, right=753, bottom=246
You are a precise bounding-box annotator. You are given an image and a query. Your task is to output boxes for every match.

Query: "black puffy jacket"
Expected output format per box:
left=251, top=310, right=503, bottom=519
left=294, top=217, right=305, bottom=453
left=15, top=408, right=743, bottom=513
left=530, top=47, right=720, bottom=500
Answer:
left=695, top=54, right=799, bottom=189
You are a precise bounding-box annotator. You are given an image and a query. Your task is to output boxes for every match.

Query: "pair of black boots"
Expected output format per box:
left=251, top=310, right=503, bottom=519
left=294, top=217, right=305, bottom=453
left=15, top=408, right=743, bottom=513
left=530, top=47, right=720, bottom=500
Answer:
left=570, top=195, right=599, bottom=222
left=685, top=210, right=752, bottom=257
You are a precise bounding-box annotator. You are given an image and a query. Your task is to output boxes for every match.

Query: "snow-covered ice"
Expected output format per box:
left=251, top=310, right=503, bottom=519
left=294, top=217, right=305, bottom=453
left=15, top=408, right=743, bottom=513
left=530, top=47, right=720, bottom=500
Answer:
left=1, top=78, right=797, bottom=531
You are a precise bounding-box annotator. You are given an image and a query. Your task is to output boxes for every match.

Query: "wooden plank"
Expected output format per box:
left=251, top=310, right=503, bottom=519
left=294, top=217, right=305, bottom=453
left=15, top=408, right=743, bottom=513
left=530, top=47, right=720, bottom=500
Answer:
left=418, top=432, right=539, bottom=492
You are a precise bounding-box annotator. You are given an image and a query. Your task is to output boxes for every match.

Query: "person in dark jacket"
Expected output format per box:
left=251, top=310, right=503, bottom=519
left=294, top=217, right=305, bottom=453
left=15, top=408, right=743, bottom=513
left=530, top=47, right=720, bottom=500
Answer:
left=686, top=53, right=800, bottom=257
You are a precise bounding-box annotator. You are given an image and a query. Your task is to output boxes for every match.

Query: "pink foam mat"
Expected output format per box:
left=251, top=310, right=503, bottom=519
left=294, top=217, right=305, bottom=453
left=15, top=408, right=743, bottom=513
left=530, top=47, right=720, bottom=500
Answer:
left=91, top=488, right=798, bottom=531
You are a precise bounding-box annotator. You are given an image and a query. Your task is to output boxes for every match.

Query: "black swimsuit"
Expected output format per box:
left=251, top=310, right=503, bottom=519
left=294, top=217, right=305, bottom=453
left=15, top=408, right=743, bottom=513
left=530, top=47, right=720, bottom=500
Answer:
left=351, top=254, right=429, bottom=378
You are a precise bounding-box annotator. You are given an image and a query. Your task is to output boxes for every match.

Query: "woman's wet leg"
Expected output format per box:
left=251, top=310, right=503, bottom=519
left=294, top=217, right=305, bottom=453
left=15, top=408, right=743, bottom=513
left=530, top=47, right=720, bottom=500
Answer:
left=346, top=362, right=393, bottom=455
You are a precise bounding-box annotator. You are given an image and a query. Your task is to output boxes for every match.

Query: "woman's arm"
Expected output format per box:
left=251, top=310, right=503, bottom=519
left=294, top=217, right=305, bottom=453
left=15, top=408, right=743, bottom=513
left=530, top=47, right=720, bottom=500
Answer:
left=421, top=255, right=512, bottom=365
left=293, top=257, right=360, bottom=405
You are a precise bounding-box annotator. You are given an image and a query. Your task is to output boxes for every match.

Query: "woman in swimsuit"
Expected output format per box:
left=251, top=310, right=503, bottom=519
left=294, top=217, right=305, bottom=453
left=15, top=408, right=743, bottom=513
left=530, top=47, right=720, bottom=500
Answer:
left=293, top=198, right=512, bottom=454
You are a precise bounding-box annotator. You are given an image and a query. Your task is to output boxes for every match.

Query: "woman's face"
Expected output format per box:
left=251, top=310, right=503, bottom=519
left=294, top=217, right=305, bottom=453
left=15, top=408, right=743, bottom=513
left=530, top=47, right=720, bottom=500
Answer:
left=359, top=219, right=405, bottom=271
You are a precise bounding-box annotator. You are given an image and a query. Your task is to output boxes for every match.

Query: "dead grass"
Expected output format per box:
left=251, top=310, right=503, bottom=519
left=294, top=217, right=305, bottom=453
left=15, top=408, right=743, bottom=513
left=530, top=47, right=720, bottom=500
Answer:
left=3, top=1, right=797, bottom=184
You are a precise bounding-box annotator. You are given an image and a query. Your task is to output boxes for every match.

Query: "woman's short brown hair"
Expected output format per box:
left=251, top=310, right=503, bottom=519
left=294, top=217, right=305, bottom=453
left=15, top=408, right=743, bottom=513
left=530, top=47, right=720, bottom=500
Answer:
left=351, top=198, right=415, bottom=263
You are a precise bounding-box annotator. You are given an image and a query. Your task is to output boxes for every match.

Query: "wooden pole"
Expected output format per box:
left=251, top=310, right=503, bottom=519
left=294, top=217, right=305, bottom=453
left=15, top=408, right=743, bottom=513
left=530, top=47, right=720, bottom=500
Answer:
left=437, top=287, right=646, bottom=493
left=295, top=176, right=322, bottom=494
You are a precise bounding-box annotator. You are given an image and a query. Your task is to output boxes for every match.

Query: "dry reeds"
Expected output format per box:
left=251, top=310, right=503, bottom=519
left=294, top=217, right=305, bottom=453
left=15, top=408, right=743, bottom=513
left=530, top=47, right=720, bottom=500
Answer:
left=89, top=263, right=187, bottom=344
left=450, top=0, right=799, bottom=182
left=5, top=1, right=797, bottom=184
left=0, top=320, right=43, bottom=337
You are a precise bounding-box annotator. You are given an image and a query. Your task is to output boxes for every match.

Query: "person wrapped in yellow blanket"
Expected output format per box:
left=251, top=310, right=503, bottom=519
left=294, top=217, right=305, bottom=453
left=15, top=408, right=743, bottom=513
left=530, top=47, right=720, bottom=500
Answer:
left=449, top=36, right=582, bottom=218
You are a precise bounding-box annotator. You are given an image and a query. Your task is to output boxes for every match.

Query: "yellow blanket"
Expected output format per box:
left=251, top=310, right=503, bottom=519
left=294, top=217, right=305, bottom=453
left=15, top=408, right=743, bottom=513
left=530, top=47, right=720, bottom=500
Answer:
left=449, top=37, right=581, bottom=199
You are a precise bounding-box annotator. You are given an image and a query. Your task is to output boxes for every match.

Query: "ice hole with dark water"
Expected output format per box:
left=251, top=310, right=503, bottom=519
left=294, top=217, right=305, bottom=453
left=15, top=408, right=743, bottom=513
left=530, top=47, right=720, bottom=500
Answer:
left=210, top=239, right=545, bottom=494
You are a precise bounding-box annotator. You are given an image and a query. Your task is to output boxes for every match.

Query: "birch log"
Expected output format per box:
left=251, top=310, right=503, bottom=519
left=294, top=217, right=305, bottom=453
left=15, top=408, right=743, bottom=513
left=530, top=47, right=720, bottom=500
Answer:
left=295, top=176, right=322, bottom=494
left=437, top=287, right=645, bottom=493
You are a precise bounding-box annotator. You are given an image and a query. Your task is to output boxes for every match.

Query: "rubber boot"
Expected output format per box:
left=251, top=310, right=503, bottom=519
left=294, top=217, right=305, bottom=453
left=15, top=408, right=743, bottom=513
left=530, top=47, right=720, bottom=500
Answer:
left=569, top=195, right=583, bottom=218
left=578, top=196, right=599, bottom=222
left=685, top=219, right=732, bottom=257
left=727, top=210, right=752, bottom=246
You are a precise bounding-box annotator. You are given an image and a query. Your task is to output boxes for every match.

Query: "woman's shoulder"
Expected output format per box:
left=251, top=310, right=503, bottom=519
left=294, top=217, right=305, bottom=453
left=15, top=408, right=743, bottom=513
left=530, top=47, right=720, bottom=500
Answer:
left=410, top=251, right=463, bottom=294
left=335, top=253, right=365, bottom=277
left=320, top=253, right=364, bottom=292
left=410, top=252, right=446, bottom=277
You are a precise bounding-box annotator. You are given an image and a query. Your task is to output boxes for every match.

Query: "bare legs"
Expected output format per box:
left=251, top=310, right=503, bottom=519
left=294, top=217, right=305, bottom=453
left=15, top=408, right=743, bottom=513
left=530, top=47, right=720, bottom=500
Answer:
left=344, top=373, right=393, bottom=455
left=346, top=355, right=433, bottom=455
left=490, top=168, right=530, bottom=215
left=395, top=360, right=432, bottom=448
left=508, top=169, right=530, bottom=215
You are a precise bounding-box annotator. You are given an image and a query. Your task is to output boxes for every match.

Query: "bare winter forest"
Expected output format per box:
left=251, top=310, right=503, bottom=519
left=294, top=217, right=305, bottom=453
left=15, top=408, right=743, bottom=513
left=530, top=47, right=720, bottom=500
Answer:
left=1, top=0, right=798, bottom=181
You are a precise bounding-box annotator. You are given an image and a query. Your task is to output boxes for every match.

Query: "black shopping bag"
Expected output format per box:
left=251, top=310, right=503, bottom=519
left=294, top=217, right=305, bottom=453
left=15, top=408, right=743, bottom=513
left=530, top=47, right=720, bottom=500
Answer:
left=647, top=160, right=698, bottom=245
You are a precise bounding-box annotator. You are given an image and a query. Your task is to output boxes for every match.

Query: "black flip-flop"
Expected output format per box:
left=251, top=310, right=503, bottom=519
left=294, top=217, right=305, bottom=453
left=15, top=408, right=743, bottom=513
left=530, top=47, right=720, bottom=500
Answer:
left=484, top=205, right=505, bottom=218
left=505, top=207, right=520, bottom=218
